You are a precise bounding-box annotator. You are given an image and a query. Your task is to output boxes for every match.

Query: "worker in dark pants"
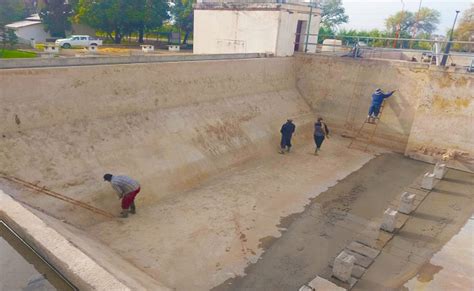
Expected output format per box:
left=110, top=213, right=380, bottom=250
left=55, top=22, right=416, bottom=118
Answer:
left=367, top=88, right=396, bottom=123
left=280, top=119, right=296, bottom=154
left=314, top=117, right=329, bottom=155
left=103, top=173, right=141, bottom=218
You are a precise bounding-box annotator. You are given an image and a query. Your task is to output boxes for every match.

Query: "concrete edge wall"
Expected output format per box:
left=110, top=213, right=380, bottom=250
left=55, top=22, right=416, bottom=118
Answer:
left=0, top=53, right=267, bottom=69
left=0, top=190, right=171, bottom=291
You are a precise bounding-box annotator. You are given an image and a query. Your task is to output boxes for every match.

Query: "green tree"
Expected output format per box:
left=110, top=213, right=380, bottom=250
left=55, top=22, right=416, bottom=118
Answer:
left=76, top=0, right=168, bottom=44
left=320, top=0, right=348, bottom=30
left=39, top=0, right=73, bottom=37
left=170, top=0, right=194, bottom=45
left=453, top=4, right=474, bottom=52
left=133, top=0, right=169, bottom=43
left=0, top=0, right=27, bottom=55
left=385, top=7, right=440, bottom=36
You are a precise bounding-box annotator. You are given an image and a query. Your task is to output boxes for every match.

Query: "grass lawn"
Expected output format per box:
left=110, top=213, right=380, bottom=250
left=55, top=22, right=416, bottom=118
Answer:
left=0, top=49, right=37, bottom=58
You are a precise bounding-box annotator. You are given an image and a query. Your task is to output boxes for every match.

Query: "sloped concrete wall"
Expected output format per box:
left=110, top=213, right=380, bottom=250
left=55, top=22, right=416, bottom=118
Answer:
left=295, top=54, right=425, bottom=151
left=0, top=58, right=314, bottom=207
left=295, top=54, right=474, bottom=171
left=406, top=70, right=474, bottom=172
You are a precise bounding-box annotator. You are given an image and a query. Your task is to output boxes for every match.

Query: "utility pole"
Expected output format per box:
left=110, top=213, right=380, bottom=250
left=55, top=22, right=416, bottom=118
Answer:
left=440, top=10, right=460, bottom=67
left=393, top=0, right=405, bottom=48
left=304, top=1, right=315, bottom=53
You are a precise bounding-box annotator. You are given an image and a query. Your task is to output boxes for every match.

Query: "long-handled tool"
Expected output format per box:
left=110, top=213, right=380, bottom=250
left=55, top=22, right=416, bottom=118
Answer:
left=0, top=173, right=115, bottom=218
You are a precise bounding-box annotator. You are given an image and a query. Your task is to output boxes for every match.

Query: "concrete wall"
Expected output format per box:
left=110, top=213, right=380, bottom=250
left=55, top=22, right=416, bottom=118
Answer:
left=193, top=6, right=321, bottom=56
left=405, top=70, right=474, bottom=172
left=275, top=10, right=320, bottom=56
left=194, top=10, right=280, bottom=54
left=295, top=54, right=423, bottom=151
left=295, top=54, right=474, bottom=171
left=0, top=58, right=314, bottom=209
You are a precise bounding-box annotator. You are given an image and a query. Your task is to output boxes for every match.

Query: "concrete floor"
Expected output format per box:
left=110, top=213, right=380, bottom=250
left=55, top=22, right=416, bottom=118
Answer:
left=85, top=136, right=375, bottom=290
left=213, top=153, right=430, bottom=291
left=356, top=169, right=474, bottom=290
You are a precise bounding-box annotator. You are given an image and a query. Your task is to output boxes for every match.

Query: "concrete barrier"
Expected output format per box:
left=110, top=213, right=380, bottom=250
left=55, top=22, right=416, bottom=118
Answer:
left=398, top=192, right=415, bottom=214
left=434, top=162, right=447, bottom=179
left=333, top=251, right=356, bottom=282
left=421, top=172, right=435, bottom=190
left=0, top=53, right=264, bottom=69
left=141, top=45, right=155, bottom=53
left=381, top=208, right=398, bottom=232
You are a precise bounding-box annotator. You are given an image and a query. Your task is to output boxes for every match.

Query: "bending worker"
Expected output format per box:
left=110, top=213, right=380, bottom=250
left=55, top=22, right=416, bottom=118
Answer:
left=103, top=173, right=141, bottom=218
left=367, top=88, right=396, bottom=123
left=280, top=119, right=296, bottom=154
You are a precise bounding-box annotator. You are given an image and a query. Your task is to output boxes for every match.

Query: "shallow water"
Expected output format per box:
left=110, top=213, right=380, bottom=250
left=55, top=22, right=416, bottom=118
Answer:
left=0, top=221, right=75, bottom=291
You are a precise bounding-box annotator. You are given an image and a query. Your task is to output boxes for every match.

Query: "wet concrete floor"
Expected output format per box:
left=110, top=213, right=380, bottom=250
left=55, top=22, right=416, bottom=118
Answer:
left=357, top=169, right=474, bottom=290
left=213, top=153, right=430, bottom=290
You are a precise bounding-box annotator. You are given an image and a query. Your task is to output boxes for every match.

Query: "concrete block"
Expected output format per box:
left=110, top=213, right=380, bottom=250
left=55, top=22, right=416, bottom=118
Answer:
left=298, top=285, right=313, bottom=291
left=44, top=45, right=59, bottom=54
left=308, top=276, right=345, bottom=290
left=344, top=249, right=373, bottom=268
left=380, top=208, right=398, bottom=233
left=421, top=172, right=435, bottom=190
left=332, top=251, right=356, bottom=282
left=434, top=162, right=447, bottom=179
left=398, top=192, right=416, bottom=214
left=168, top=45, right=180, bottom=52
left=141, top=45, right=154, bottom=53
left=347, top=241, right=380, bottom=259
left=87, top=45, right=99, bottom=54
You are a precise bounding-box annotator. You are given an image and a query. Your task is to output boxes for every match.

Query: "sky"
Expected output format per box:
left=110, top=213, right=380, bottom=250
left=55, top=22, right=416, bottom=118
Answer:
left=340, top=0, right=473, bottom=35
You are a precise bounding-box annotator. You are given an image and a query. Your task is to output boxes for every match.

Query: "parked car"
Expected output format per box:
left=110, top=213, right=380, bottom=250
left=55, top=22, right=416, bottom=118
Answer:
left=55, top=35, right=103, bottom=48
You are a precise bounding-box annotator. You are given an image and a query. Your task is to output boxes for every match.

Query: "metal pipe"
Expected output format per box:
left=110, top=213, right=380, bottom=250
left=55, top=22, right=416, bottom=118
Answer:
left=441, top=10, right=460, bottom=66
left=304, top=2, right=313, bottom=53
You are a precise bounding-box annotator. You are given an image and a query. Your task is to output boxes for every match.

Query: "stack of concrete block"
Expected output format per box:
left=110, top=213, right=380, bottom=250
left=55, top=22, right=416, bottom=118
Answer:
left=421, top=172, right=435, bottom=190
left=398, top=192, right=416, bottom=214
left=332, top=251, right=356, bottom=282
left=381, top=208, right=398, bottom=232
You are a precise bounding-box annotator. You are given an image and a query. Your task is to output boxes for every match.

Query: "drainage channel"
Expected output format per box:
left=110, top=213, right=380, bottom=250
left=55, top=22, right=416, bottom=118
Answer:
left=0, top=221, right=77, bottom=291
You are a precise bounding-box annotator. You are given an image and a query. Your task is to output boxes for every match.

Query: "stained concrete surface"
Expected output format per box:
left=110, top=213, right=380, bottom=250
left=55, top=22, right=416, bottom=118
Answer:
left=212, top=153, right=430, bottom=291
left=1, top=56, right=472, bottom=290
left=404, top=216, right=474, bottom=290
left=356, top=169, right=474, bottom=290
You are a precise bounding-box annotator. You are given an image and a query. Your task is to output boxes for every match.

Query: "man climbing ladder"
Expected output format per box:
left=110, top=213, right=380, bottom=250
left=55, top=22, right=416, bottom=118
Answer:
left=367, top=88, right=396, bottom=123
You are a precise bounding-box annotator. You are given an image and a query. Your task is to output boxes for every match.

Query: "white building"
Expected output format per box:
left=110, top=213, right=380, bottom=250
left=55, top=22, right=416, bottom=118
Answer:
left=5, top=14, right=96, bottom=44
left=5, top=14, right=50, bottom=44
left=193, top=0, right=321, bottom=56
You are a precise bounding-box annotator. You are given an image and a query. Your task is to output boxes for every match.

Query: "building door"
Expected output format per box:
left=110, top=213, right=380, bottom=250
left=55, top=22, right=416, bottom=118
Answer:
left=294, top=20, right=307, bottom=52
left=294, top=20, right=303, bottom=52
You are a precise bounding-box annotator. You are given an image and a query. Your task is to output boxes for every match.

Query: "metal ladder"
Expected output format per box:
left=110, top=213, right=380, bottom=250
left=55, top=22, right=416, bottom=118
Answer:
left=347, top=100, right=386, bottom=151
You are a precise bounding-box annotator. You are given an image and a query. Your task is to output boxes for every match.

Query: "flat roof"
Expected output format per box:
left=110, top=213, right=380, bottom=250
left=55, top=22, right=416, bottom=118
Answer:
left=5, top=20, right=42, bottom=29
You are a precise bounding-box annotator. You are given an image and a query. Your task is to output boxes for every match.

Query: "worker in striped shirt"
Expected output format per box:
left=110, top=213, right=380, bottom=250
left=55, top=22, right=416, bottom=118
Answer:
left=103, top=173, right=141, bottom=218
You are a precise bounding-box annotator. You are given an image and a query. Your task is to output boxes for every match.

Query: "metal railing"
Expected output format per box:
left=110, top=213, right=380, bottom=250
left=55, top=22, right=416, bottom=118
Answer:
left=197, top=0, right=318, bottom=5
left=294, top=33, right=474, bottom=68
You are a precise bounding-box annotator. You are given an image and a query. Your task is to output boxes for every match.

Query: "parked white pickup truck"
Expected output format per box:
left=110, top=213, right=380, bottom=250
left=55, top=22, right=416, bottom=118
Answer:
left=55, top=35, right=103, bottom=48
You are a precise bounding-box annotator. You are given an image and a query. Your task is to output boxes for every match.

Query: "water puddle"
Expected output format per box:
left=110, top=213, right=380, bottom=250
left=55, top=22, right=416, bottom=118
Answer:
left=0, top=221, right=76, bottom=291
left=404, top=216, right=474, bottom=290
